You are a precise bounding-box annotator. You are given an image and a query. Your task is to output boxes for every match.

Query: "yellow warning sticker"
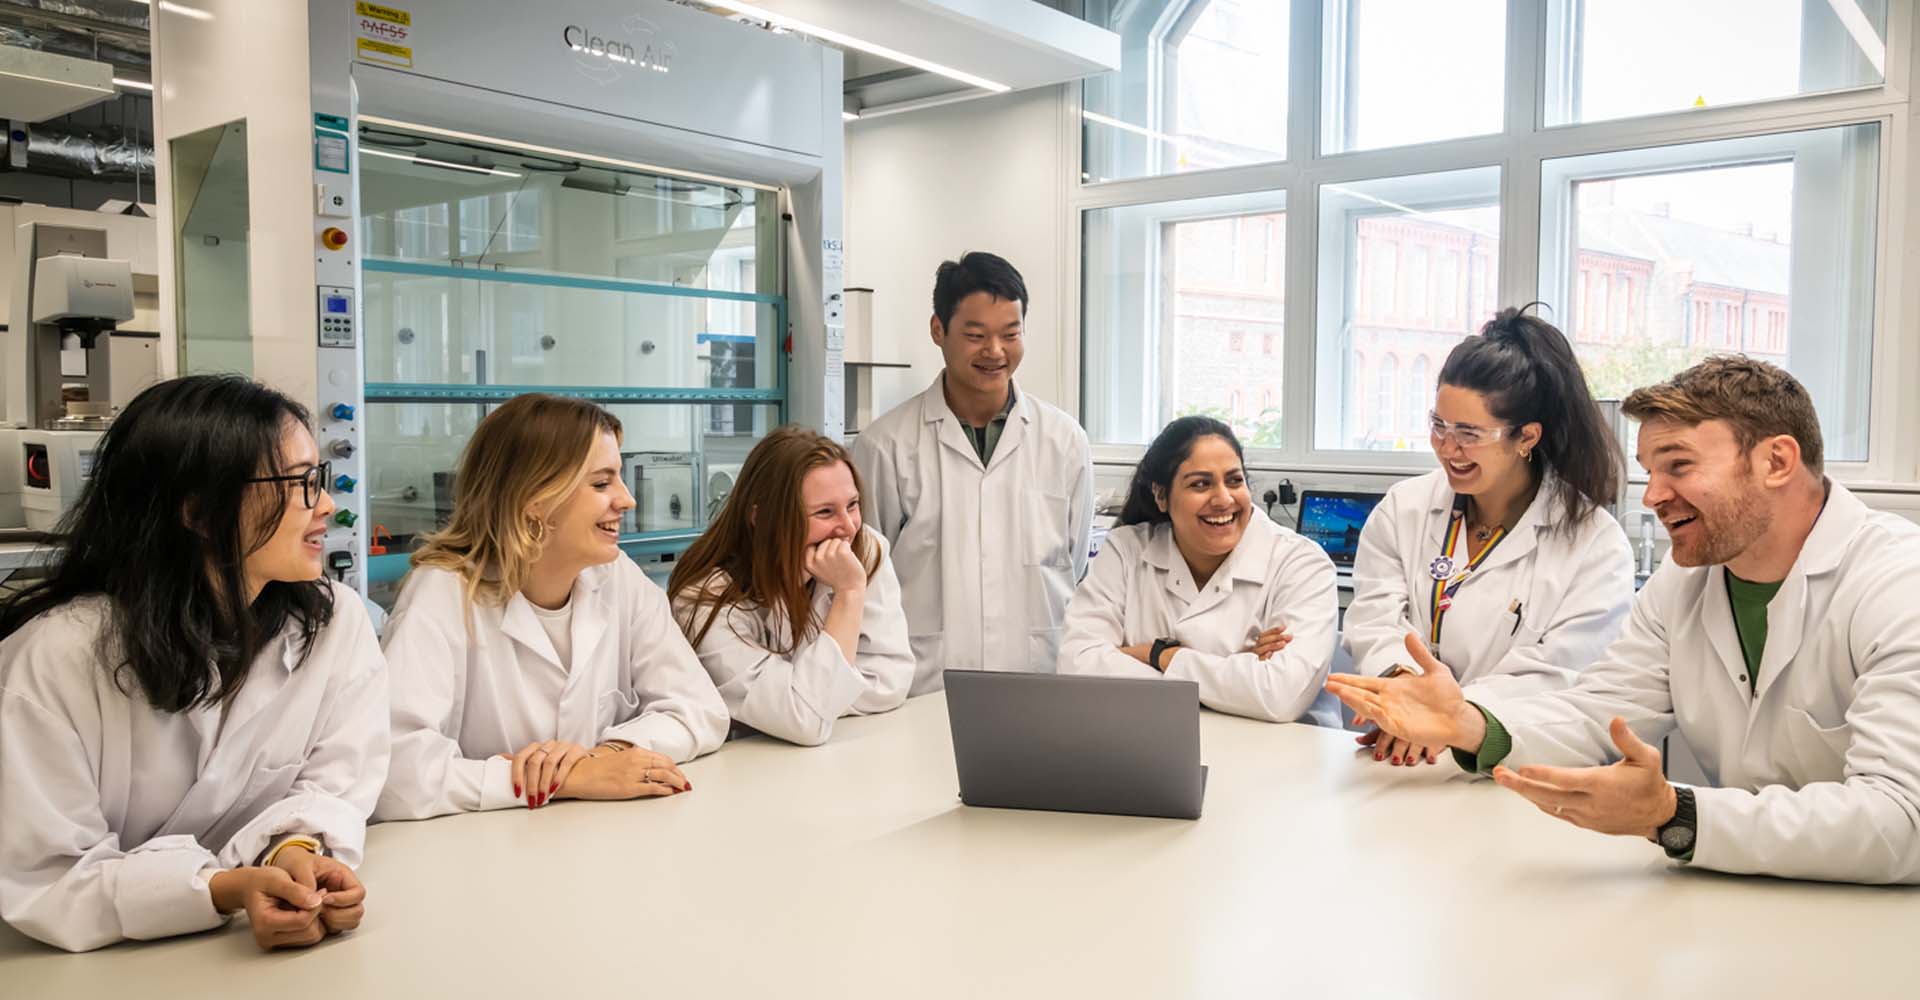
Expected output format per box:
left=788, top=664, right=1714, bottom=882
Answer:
left=355, top=0, right=412, bottom=66
left=355, top=2, right=410, bottom=25
left=356, top=37, right=413, bottom=68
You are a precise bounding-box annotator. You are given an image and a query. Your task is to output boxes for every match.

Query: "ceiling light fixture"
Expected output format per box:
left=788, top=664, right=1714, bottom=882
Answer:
left=706, top=2, right=1009, bottom=94
left=360, top=146, right=524, bottom=179
left=358, top=114, right=776, bottom=192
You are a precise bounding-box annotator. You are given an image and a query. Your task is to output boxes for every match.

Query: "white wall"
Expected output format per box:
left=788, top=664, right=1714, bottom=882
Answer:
left=152, top=0, right=322, bottom=404
left=844, top=85, right=1072, bottom=421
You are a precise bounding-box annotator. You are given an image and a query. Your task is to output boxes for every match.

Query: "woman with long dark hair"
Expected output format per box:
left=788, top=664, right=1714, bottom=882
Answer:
left=1058, top=417, right=1337, bottom=722
left=0, top=375, right=388, bottom=952
left=669, top=426, right=913, bottom=746
left=1343, top=307, right=1634, bottom=765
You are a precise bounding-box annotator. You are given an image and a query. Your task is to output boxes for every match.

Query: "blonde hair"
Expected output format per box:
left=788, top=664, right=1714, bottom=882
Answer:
left=410, top=393, right=623, bottom=606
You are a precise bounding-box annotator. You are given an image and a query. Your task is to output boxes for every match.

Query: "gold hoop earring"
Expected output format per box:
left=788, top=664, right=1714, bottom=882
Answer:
left=527, top=518, right=549, bottom=544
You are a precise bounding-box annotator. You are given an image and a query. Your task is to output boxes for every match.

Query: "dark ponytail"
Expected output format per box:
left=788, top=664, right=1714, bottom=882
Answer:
left=1438, top=305, right=1618, bottom=527
left=1118, top=416, right=1245, bottom=527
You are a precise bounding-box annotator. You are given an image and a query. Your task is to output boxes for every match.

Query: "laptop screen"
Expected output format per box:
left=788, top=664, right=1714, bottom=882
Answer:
left=1296, top=490, right=1385, bottom=567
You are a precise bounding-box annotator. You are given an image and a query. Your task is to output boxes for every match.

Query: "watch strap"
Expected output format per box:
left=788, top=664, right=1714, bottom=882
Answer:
left=1657, top=785, right=1697, bottom=859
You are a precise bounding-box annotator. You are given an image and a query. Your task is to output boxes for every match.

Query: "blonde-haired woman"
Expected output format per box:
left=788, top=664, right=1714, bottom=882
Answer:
left=376, top=394, right=727, bottom=820
left=670, top=426, right=913, bottom=746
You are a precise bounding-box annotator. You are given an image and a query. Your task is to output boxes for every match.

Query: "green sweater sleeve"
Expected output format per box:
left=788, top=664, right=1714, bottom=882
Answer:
left=1449, top=703, right=1513, bottom=774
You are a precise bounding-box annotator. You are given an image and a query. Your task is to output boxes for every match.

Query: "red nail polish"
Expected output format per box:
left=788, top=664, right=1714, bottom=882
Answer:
left=1392, top=756, right=1401, bottom=765
left=549, top=782, right=559, bottom=794
left=1374, top=753, right=1383, bottom=761
left=513, top=784, right=521, bottom=798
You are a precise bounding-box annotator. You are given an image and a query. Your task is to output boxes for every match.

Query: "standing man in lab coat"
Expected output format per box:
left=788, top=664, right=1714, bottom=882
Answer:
left=1327, top=356, right=1920, bottom=884
left=852, top=252, right=1093, bottom=695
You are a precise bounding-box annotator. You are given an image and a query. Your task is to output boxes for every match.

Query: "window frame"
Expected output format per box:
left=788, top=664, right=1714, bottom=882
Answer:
left=1068, top=0, right=1916, bottom=483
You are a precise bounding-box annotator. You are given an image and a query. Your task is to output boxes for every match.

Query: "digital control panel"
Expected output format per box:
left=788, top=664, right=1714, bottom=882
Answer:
left=318, top=285, right=356, bottom=347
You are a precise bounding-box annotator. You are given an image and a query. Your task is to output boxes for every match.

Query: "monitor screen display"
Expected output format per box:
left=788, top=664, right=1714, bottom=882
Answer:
left=1296, top=492, right=1384, bottom=567
left=325, top=295, right=350, bottom=314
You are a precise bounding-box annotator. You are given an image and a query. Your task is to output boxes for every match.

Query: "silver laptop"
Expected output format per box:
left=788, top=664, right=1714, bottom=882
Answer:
left=943, top=670, right=1208, bottom=820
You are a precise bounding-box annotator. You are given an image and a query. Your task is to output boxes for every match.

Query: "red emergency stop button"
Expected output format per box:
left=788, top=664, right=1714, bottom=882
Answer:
left=321, top=227, right=350, bottom=251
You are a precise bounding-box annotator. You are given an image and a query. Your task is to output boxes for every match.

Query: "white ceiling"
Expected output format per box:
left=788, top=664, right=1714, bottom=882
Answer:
left=719, top=0, right=1118, bottom=114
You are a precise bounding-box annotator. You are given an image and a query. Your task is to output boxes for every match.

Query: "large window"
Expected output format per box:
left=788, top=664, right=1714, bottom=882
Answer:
left=1084, top=190, right=1288, bottom=445
left=1540, top=123, right=1881, bottom=461
left=1076, top=1, right=1907, bottom=478
left=1083, top=0, right=1289, bottom=182
left=1320, top=0, right=1506, bottom=153
left=1544, top=0, right=1889, bottom=126
left=1316, top=167, right=1501, bottom=451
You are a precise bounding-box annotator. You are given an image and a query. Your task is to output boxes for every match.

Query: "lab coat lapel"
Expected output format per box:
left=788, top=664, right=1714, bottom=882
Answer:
left=1754, top=482, right=1860, bottom=701
left=569, top=572, right=612, bottom=677
left=1753, top=571, right=1807, bottom=702
left=926, top=378, right=988, bottom=472
left=1700, top=567, right=1752, bottom=696
left=984, top=386, right=1029, bottom=474
left=1422, top=477, right=1453, bottom=555
left=1143, top=526, right=1199, bottom=614
left=1182, top=512, right=1270, bottom=620
left=499, top=594, right=564, bottom=673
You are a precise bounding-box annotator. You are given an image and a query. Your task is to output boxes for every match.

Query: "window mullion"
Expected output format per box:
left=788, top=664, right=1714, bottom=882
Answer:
left=1282, top=0, right=1324, bottom=462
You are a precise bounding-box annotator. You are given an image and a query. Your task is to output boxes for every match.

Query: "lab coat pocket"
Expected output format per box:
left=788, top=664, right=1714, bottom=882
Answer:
left=1510, top=622, right=1547, bottom=648
left=1026, top=628, right=1063, bottom=674
left=597, top=687, right=643, bottom=732
left=200, top=760, right=303, bottom=855
left=1023, top=489, right=1074, bottom=570
left=1782, top=709, right=1851, bottom=785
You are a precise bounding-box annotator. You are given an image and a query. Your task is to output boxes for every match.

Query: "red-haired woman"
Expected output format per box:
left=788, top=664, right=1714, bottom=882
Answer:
left=670, top=426, right=914, bottom=746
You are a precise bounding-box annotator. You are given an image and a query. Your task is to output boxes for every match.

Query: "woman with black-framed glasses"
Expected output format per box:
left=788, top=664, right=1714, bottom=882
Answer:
left=1341, top=307, right=1635, bottom=767
left=0, top=375, right=388, bottom=952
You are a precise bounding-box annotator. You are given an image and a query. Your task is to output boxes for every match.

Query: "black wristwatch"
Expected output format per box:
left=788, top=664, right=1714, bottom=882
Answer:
left=1148, top=637, right=1182, bottom=672
left=1656, top=785, right=1697, bottom=859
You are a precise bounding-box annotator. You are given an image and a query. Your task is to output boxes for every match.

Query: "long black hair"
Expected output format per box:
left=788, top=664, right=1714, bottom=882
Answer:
left=1118, top=416, right=1245, bottom=527
left=1438, top=305, right=1619, bottom=527
left=0, top=374, right=335, bottom=713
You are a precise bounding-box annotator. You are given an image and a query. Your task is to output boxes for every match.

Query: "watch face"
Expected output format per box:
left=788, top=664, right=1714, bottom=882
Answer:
left=1659, top=826, right=1695, bottom=854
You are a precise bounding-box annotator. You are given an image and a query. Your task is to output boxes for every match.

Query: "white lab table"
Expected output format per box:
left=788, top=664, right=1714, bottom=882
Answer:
left=2, top=693, right=1914, bottom=997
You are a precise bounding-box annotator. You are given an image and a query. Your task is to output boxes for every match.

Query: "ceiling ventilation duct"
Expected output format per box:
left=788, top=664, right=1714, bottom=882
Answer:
left=0, top=117, right=152, bottom=179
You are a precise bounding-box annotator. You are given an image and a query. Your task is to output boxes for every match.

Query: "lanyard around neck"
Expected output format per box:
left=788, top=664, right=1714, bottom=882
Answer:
left=1428, top=497, right=1508, bottom=646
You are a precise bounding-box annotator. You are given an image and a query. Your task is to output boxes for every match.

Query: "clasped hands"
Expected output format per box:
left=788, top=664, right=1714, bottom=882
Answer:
left=497, top=739, right=691, bottom=809
left=1120, top=626, right=1293, bottom=673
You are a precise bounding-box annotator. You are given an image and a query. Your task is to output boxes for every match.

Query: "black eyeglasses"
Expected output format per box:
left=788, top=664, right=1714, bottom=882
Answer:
left=247, top=461, right=331, bottom=509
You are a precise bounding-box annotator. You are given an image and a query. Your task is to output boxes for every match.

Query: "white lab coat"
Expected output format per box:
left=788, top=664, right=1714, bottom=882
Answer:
left=1344, top=470, right=1634, bottom=699
left=1058, top=509, right=1338, bottom=722
left=671, top=527, right=914, bottom=746
left=852, top=377, right=1094, bottom=694
left=1473, top=483, right=1920, bottom=884
left=375, top=556, right=729, bottom=821
left=0, top=581, right=388, bottom=952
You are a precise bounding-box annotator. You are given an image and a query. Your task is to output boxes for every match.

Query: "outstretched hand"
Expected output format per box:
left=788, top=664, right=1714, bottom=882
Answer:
left=1491, top=717, right=1678, bottom=839
left=1325, top=634, right=1483, bottom=753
